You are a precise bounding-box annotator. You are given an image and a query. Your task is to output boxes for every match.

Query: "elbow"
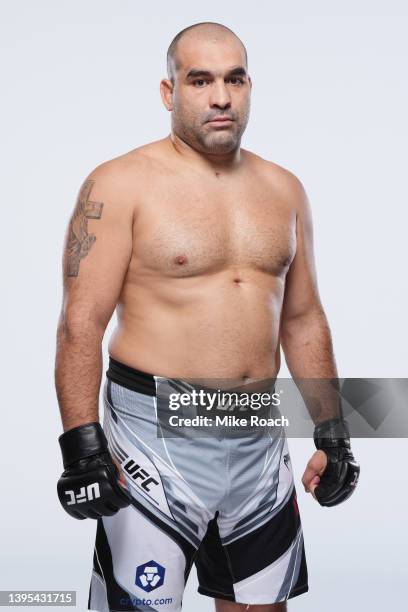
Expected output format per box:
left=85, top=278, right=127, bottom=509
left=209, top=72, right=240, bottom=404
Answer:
left=56, top=310, right=105, bottom=345
left=280, top=307, right=329, bottom=348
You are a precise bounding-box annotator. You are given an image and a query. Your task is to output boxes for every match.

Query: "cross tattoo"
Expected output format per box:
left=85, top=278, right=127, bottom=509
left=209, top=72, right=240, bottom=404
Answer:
left=66, top=179, right=104, bottom=277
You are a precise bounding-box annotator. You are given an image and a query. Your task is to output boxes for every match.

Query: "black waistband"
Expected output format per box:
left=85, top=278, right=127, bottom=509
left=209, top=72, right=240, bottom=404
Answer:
left=106, top=357, right=156, bottom=396
left=107, top=357, right=277, bottom=400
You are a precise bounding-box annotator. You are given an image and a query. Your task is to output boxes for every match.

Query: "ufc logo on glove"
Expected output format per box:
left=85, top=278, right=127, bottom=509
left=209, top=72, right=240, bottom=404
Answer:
left=65, top=483, right=101, bottom=505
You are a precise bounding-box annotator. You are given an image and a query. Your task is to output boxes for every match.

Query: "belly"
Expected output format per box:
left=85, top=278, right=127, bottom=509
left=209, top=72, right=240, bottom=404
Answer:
left=108, top=269, right=284, bottom=381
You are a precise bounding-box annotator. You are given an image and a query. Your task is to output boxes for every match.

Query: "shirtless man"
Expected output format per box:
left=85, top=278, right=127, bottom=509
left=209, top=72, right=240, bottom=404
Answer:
left=55, top=22, right=359, bottom=612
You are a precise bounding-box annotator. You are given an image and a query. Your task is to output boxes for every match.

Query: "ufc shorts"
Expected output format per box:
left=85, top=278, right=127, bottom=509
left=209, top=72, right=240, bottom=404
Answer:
left=88, top=357, right=309, bottom=611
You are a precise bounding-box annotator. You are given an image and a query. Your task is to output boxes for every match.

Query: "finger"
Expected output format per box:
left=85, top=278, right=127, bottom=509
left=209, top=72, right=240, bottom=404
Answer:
left=112, top=457, right=127, bottom=487
left=310, top=450, right=328, bottom=471
left=117, top=475, right=127, bottom=488
left=310, top=478, right=320, bottom=493
left=302, top=465, right=320, bottom=491
left=304, top=452, right=325, bottom=475
left=117, top=471, right=127, bottom=487
left=302, top=457, right=324, bottom=492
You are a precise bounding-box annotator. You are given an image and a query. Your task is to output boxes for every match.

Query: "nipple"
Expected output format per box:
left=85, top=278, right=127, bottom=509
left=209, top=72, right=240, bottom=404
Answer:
left=175, top=254, right=188, bottom=265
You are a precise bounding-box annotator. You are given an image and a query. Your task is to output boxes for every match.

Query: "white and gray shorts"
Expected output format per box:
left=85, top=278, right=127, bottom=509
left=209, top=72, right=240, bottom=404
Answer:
left=88, top=357, right=309, bottom=611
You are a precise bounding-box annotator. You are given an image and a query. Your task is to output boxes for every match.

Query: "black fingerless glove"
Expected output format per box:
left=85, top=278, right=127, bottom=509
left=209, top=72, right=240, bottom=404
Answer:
left=313, top=418, right=360, bottom=507
left=57, top=422, right=132, bottom=520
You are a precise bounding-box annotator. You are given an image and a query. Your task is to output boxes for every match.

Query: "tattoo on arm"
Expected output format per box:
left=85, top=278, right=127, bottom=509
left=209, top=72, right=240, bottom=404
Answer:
left=67, top=180, right=104, bottom=277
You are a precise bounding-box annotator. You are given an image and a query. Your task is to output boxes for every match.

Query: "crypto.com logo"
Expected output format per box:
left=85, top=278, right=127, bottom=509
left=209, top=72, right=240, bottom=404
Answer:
left=135, top=560, right=165, bottom=592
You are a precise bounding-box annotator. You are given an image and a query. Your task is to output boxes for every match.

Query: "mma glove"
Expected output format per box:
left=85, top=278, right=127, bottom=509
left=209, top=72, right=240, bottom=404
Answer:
left=57, top=422, right=132, bottom=520
left=313, top=417, right=360, bottom=507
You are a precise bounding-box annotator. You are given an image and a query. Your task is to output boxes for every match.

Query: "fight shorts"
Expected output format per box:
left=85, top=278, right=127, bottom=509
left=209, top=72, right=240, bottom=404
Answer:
left=88, top=358, right=309, bottom=611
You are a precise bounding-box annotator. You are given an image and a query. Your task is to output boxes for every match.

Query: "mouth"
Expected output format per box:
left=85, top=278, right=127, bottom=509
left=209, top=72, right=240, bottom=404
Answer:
left=206, top=117, right=234, bottom=127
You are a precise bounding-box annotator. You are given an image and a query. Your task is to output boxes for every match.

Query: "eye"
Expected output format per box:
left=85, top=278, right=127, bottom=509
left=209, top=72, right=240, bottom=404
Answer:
left=193, top=79, right=208, bottom=87
left=227, top=76, right=245, bottom=85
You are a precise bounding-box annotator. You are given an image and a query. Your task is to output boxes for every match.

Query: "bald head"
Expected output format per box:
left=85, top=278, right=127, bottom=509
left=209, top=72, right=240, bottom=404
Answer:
left=167, top=22, right=248, bottom=83
left=162, top=21, right=251, bottom=156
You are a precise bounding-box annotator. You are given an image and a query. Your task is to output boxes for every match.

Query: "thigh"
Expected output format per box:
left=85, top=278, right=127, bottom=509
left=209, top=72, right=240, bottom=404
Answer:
left=196, top=435, right=309, bottom=607
left=88, top=378, right=214, bottom=611
left=89, top=509, right=192, bottom=611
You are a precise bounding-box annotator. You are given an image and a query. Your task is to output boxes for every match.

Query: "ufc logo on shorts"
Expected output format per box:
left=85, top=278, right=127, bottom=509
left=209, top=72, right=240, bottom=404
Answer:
left=123, top=459, right=159, bottom=492
left=65, top=483, right=101, bottom=505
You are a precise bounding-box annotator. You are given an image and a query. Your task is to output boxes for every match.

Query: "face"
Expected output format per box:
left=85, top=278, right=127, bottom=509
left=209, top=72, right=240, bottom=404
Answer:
left=164, top=34, right=252, bottom=155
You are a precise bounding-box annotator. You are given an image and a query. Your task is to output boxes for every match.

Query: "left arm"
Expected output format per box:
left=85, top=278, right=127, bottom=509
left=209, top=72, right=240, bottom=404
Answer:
left=279, top=178, right=360, bottom=506
left=280, top=178, right=337, bottom=382
left=280, top=178, right=341, bottom=425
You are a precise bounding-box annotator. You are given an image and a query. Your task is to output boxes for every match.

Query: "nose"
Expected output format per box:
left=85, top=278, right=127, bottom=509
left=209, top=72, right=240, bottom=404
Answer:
left=209, top=80, right=231, bottom=110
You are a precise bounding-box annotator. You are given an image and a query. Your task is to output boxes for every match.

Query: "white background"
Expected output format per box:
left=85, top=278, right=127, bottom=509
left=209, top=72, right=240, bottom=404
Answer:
left=1, top=1, right=407, bottom=610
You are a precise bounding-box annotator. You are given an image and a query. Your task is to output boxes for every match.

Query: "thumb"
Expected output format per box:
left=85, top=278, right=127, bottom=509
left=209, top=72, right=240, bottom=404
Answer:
left=309, top=474, right=321, bottom=498
left=302, top=450, right=327, bottom=493
left=111, top=456, right=128, bottom=488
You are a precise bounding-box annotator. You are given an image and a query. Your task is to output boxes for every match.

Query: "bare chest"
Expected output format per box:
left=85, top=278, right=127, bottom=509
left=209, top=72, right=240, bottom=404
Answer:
left=132, top=179, right=297, bottom=278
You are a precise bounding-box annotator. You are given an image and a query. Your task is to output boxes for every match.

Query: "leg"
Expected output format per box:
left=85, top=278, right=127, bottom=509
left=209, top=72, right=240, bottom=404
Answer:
left=195, top=435, right=309, bottom=609
left=215, top=599, right=287, bottom=612
left=88, top=376, right=206, bottom=611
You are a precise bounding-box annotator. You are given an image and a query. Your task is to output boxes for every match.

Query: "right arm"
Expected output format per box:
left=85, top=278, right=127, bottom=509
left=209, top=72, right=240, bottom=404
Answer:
left=55, top=161, right=134, bottom=432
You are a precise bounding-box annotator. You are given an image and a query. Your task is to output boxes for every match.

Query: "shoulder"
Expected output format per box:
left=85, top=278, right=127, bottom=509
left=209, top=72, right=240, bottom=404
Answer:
left=242, top=149, right=310, bottom=215
left=78, top=139, right=167, bottom=211
left=85, top=142, right=159, bottom=188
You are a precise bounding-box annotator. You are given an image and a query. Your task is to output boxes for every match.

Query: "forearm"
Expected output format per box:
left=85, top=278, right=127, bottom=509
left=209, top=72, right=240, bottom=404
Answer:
left=281, top=308, right=337, bottom=378
left=280, top=309, right=342, bottom=423
left=55, top=321, right=104, bottom=432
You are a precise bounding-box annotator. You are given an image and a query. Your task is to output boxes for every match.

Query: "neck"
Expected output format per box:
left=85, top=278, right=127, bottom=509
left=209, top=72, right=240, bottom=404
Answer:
left=168, top=131, right=242, bottom=172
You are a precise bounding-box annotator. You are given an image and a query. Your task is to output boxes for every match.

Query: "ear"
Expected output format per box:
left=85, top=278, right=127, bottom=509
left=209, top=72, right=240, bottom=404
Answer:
left=160, top=78, right=174, bottom=111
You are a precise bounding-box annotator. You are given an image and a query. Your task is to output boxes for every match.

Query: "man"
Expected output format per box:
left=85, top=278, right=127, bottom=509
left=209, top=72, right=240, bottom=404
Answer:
left=55, top=22, right=359, bottom=612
